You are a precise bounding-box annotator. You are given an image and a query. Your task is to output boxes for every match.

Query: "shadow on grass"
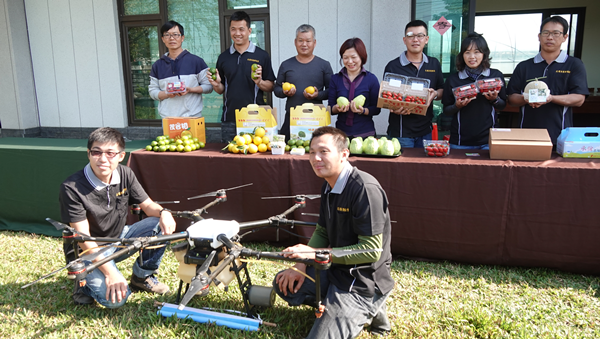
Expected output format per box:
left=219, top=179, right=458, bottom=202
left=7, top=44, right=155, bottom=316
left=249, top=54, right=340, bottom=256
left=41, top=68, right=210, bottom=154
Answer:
left=2, top=277, right=316, bottom=339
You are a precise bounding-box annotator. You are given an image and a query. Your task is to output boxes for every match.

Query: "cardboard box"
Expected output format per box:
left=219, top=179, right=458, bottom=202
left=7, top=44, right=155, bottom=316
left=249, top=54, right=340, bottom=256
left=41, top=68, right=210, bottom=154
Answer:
left=162, top=117, right=205, bottom=143
left=489, top=128, right=552, bottom=161
left=235, top=104, right=278, bottom=138
left=290, top=103, right=331, bottom=140
left=556, top=127, right=600, bottom=158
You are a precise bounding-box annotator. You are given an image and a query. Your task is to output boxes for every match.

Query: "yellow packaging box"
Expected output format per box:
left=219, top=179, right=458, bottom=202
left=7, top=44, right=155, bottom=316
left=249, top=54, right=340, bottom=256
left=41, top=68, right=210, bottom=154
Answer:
left=162, top=117, right=206, bottom=143
left=290, top=103, right=331, bottom=140
left=235, top=104, right=278, bottom=137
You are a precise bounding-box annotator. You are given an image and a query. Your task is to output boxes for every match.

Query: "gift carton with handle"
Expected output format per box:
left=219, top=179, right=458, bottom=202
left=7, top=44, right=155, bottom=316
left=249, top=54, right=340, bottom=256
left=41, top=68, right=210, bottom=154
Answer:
left=290, top=103, right=331, bottom=141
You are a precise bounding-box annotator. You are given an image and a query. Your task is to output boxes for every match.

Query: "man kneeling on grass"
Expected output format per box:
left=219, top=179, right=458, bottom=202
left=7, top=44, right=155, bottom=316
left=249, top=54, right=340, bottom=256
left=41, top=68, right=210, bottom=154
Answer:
left=59, top=127, right=176, bottom=308
left=273, top=126, right=394, bottom=338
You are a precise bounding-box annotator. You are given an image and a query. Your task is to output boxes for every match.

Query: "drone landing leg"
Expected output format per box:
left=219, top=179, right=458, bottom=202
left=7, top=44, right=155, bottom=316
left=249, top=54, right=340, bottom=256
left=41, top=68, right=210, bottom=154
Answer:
left=175, top=280, right=187, bottom=304
left=231, top=260, right=258, bottom=318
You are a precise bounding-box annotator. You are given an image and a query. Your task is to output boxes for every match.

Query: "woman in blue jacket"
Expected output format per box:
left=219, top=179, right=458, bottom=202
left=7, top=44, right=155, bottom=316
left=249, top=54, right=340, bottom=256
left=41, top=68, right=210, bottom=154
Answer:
left=328, top=38, right=381, bottom=138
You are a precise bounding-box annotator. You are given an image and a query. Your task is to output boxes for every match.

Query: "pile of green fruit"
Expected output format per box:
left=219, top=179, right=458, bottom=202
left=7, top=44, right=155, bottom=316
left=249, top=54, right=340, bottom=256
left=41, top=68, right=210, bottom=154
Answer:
left=286, top=139, right=310, bottom=153
left=349, top=136, right=401, bottom=156
left=145, top=135, right=205, bottom=153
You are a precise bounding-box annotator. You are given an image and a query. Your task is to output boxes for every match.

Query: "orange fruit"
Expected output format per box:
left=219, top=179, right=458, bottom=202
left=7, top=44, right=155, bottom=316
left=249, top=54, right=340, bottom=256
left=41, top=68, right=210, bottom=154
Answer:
left=243, top=134, right=252, bottom=145
left=258, top=143, right=268, bottom=152
left=261, top=135, right=270, bottom=144
left=305, top=86, right=316, bottom=94
left=282, top=82, right=292, bottom=91
left=253, top=136, right=262, bottom=145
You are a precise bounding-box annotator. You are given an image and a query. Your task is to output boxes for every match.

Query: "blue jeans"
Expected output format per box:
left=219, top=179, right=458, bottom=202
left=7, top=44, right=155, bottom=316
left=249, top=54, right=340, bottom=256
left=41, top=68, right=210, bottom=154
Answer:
left=450, top=143, right=489, bottom=150
left=80, top=217, right=165, bottom=308
left=391, top=132, right=432, bottom=149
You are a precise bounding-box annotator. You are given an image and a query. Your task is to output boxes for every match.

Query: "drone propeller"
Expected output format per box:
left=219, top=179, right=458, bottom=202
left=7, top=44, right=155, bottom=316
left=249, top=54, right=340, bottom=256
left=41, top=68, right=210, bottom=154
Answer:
left=301, top=213, right=320, bottom=217
left=21, top=245, right=116, bottom=288
left=178, top=250, right=217, bottom=308
left=187, top=183, right=253, bottom=200
left=154, top=200, right=180, bottom=204
left=266, top=248, right=382, bottom=258
left=261, top=194, right=321, bottom=200
left=46, top=218, right=91, bottom=237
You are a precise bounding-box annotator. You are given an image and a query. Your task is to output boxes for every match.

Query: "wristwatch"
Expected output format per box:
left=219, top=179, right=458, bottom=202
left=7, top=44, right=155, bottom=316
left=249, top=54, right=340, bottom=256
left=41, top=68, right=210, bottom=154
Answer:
left=160, top=208, right=171, bottom=215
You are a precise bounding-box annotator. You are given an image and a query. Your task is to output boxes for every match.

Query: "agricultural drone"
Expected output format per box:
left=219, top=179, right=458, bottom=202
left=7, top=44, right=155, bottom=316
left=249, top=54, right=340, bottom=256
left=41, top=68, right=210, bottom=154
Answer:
left=22, top=184, right=379, bottom=328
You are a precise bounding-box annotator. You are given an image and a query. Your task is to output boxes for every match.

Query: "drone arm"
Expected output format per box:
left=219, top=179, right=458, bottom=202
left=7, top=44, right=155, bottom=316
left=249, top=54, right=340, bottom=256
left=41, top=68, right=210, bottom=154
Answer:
left=197, top=196, right=226, bottom=215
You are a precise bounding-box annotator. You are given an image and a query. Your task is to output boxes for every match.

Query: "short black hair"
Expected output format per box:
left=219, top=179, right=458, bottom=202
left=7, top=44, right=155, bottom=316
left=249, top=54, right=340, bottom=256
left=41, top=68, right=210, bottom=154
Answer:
left=456, top=32, right=491, bottom=72
left=88, top=127, right=125, bottom=151
left=405, top=20, right=428, bottom=34
left=230, top=11, right=251, bottom=29
left=161, top=20, right=184, bottom=36
left=310, top=126, right=348, bottom=152
left=540, top=16, right=569, bottom=35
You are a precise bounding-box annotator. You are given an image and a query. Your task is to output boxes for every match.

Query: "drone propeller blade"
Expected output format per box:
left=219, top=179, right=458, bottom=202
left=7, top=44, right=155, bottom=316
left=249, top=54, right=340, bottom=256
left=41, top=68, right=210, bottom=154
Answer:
left=262, top=194, right=321, bottom=200
left=21, top=264, right=72, bottom=288
left=46, top=218, right=91, bottom=237
left=301, top=213, right=320, bottom=217
left=178, top=250, right=217, bottom=309
left=154, top=200, right=180, bottom=204
left=187, top=183, right=253, bottom=200
left=330, top=248, right=383, bottom=257
left=46, top=218, right=72, bottom=231
left=303, top=194, right=321, bottom=200
left=21, top=245, right=116, bottom=289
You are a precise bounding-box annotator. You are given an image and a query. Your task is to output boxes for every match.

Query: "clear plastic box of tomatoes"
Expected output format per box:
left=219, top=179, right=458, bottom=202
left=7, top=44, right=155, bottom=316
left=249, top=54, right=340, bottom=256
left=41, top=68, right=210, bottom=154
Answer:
left=452, top=83, right=478, bottom=101
left=166, top=81, right=187, bottom=94
left=423, top=140, right=450, bottom=157
left=476, top=78, right=503, bottom=93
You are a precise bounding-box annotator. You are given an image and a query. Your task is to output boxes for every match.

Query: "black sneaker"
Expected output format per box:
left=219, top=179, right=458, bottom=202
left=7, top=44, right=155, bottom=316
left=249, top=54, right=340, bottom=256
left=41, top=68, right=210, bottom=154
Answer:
left=73, top=281, right=94, bottom=305
left=130, top=274, right=170, bottom=294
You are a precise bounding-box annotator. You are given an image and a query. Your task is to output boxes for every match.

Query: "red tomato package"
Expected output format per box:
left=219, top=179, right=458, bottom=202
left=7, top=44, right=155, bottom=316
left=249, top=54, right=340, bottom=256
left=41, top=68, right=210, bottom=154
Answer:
left=422, top=139, right=450, bottom=157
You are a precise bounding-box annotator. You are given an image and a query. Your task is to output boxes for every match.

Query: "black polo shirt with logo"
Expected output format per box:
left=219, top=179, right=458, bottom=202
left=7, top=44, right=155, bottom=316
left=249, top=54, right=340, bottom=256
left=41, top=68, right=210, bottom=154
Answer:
left=384, top=52, right=444, bottom=138
left=507, top=51, right=589, bottom=145
left=59, top=164, right=149, bottom=238
left=318, top=163, right=394, bottom=297
left=442, top=68, right=507, bottom=146
left=216, top=42, right=276, bottom=123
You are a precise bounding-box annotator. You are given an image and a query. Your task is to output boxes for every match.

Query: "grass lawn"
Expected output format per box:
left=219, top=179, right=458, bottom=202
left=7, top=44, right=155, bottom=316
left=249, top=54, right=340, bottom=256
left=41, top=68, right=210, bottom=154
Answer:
left=1, top=231, right=599, bottom=338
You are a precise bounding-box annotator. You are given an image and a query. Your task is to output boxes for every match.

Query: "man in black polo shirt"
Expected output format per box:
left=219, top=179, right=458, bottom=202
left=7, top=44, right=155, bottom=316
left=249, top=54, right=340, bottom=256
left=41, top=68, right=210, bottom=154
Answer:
left=59, top=128, right=176, bottom=308
left=384, top=20, right=444, bottom=148
left=273, top=126, right=394, bottom=338
left=208, top=11, right=276, bottom=142
left=507, top=16, right=588, bottom=146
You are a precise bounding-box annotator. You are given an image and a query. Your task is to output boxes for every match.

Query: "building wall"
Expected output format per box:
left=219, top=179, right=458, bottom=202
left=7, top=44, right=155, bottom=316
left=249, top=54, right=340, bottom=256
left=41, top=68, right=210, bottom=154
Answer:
left=477, top=0, right=600, bottom=88
left=23, top=0, right=127, bottom=130
left=4, top=0, right=411, bottom=136
left=270, top=0, right=411, bottom=136
left=0, top=0, right=38, bottom=132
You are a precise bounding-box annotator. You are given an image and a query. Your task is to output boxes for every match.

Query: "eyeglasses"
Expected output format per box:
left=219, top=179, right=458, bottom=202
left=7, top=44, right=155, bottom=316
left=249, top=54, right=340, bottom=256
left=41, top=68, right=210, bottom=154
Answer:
left=540, top=30, right=563, bottom=37
left=405, top=33, right=427, bottom=40
left=163, top=33, right=182, bottom=39
left=89, top=150, right=122, bottom=158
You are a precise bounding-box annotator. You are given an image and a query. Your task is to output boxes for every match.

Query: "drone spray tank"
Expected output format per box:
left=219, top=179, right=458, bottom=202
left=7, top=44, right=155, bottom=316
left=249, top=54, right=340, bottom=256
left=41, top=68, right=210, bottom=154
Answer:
left=172, top=219, right=240, bottom=292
